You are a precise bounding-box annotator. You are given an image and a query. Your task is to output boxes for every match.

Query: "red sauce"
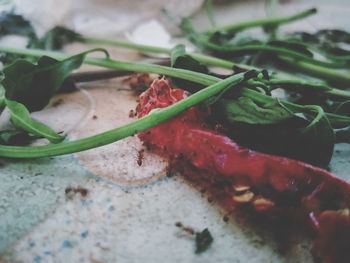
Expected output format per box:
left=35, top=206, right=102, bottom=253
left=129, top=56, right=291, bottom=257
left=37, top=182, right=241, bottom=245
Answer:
left=137, top=78, right=350, bottom=262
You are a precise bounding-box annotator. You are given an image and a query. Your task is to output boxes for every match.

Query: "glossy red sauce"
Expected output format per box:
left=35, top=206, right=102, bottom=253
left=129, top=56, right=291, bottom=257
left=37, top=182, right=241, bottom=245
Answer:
left=137, top=78, right=350, bottom=263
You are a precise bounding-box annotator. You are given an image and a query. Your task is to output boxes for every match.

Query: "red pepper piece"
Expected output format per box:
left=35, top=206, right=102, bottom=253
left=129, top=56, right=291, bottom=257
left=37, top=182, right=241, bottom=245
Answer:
left=137, top=78, right=350, bottom=263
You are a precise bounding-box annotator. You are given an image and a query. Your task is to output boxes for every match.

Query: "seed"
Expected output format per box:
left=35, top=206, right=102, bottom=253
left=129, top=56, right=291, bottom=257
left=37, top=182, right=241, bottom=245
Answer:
left=232, top=191, right=254, bottom=203
left=339, top=208, right=350, bottom=216
left=233, top=185, right=250, bottom=192
left=253, top=197, right=274, bottom=211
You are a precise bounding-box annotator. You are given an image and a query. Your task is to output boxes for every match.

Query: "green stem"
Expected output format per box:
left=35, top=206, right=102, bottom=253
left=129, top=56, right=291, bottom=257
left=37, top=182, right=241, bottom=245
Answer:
left=250, top=79, right=350, bottom=99
left=280, top=57, right=350, bottom=85
left=210, top=44, right=345, bottom=68
left=0, top=46, right=349, bottom=130
left=83, top=35, right=350, bottom=86
left=0, top=73, right=246, bottom=158
left=81, top=36, right=254, bottom=70
left=206, top=8, right=317, bottom=34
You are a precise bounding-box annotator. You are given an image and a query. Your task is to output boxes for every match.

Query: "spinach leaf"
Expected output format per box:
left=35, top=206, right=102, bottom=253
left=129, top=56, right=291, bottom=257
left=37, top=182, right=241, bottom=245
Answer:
left=5, top=99, right=63, bottom=143
left=335, top=126, right=350, bottom=144
left=217, top=97, right=335, bottom=166
left=220, top=97, right=293, bottom=124
left=334, top=100, right=350, bottom=116
left=2, top=48, right=109, bottom=111
left=299, top=106, right=335, bottom=166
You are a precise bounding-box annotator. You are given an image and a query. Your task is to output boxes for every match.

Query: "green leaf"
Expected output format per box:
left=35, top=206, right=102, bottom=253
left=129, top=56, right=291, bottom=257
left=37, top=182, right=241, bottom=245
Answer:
left=220, top=97, right=293, bottom=124
left=170, top=44, right=209, bottom=92
left=217, top=99, right=335, bottom=167
left=334, top=100, right=350, bottom=116
left=0, top=13, right=35, bottom=37
left=5, top=99, right=64, bottom=143
left=299, top=107, right=335, bottom=166
left=335, top=127, right=350, bottom=144
left=2, top=48, right=109, bottom=111
left=28, top=26, right=82, bottom=50
left=0, top=129, right=35, bottom=145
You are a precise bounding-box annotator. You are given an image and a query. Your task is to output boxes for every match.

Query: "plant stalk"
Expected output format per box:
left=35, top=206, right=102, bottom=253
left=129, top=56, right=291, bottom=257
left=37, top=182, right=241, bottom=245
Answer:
left=206, top=8, right=317, bottom=34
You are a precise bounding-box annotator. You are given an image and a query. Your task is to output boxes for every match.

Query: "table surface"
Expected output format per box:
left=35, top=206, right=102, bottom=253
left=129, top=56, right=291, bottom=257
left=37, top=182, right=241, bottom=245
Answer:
left=1, top=1, right=349, bottom=262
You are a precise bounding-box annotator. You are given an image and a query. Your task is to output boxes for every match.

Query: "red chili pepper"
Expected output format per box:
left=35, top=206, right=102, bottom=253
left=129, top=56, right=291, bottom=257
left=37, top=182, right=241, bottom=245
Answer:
left=137, top=78, right=350, bottom=263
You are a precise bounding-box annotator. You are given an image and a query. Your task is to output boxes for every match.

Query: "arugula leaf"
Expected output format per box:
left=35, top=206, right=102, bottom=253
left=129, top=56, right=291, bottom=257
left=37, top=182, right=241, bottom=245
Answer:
left=2, top=48, right=109, bottom=111
left=220, top=97, right=293, bottom=124
left=5, top=99, right=63, bottom=143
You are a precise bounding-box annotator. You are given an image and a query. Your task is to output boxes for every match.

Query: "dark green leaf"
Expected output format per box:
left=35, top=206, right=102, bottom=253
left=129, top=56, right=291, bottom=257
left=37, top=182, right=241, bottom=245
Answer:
left=334, top=100, right=350, bottom=116
left=170, top=44, right=209, bottom=92
left=299, top=108, right=335, bottom=166
left=335, top=126, right=350, bottom=144
left=220, top=97, right=293, bottom=124
left=0, top=13, right=35, bottom=37
left=27, top=26, right=82, bottom=50
left=0, top=129, right=36, bottom=145
left=2, top=48, right=109, bottom=111
left=5, top=99, right=64, bottom=143
left=195, top=228, right=213, bottom=254
left=268, top=40, right=314, bottom=57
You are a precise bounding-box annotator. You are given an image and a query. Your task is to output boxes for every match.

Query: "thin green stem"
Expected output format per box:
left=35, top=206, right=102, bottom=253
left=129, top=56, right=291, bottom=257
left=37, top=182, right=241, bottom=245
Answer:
left=0, top=73, right=246, bottom=158
left=0, top=45, right=349, bottom=129
left=280, top=57, right=350, bottom=85
left=210, top=44, right=345, bottom=68
left=250, top=79, right=350, bottom=99
left=83, top=35, right=350, bottom=86
left=81, top=36, right=254, bottom=70
left=206, top=8, right=317, bottom=34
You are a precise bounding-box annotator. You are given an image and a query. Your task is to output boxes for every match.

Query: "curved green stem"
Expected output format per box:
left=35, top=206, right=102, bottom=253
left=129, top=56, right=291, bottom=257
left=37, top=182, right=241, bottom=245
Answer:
left=206, top=8, right=317, bottom=34
left=0, top=73, right=246, bottom=158
left=0, top=46, right=349, bottom=129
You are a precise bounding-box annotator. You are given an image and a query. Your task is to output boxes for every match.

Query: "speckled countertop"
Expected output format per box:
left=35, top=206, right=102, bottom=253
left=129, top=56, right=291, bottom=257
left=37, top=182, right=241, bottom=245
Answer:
left=1, top=1, right=350, bottom=262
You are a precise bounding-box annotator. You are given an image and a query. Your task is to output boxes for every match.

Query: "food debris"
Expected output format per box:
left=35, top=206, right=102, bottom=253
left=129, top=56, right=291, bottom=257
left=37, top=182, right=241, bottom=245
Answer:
left=137, top=149, right=145, bottom=166
left=175, top=222, right=214, bottom=254
left=175, top=222, right=195, bottom=235
left=195, top=228, right=214, bottom=254
left=65, top=186, right=88, bottom=199
left=137, top=78, right=350, bottom=262
left=123, top=73, right=156, bottom=93
left=129, top=109, right=136, bottom=118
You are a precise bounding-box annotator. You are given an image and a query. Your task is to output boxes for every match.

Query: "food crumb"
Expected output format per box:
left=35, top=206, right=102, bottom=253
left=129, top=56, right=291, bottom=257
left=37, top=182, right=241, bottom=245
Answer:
left=137, top=149, right=144, bottom=166
left=129, top=109, right=136, bottom=118
left=195, top=228, right=214, bottom=254
left=65, top=187, right=89, bottom=199
left=175, top=222, right=195, bottom=235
